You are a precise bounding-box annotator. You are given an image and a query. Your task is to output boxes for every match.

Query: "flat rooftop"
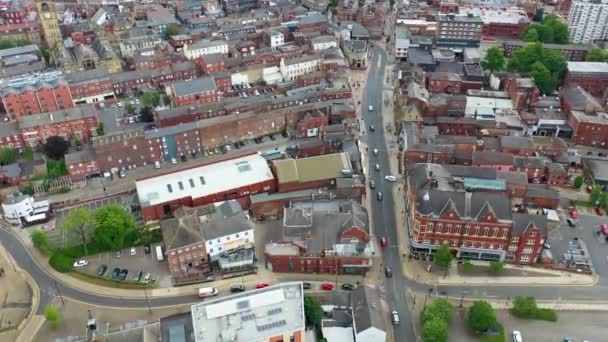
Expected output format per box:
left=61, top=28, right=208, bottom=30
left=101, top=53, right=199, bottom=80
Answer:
left=136, top=154, right=274, bottom=207
left=191, top=282, right=305, bottom=342
left=273, top=152, right=353, bottom=184
left=567, top=61, right=608, bottom=74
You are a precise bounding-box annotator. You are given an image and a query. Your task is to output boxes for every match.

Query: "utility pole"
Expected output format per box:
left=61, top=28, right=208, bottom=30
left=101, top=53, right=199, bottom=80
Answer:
left=144, top=284, right=152, bottom=314
left=54, top=280, right=64, bottom=305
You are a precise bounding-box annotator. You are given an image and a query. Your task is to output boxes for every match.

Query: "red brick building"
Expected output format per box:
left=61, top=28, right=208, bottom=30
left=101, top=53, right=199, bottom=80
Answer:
left=505, top=77, right=540, bottom=112
left=168, top=34, right=195, bottom=50
left=568, top=110, right=608, bottom=148
left=17, top=105, right=99, bottom=148
left=65, top=147, right=98, bottom=181
left=67, top=68, right=116, bottom=106
left=404, top=144, right=455, bottom=165
left=135, top=154, right=276, bottom=222
left=0, top=122, right=23, bottom=151
left=110, top=62, right=198, bottom=95
left=197, top=53, right=225, bottom=75
left=563, top=62, right=608, bottom=97
left=170, top=77, right=218, bottom=107
left=273, top=153, right=353, bottom=193
left=436, top=117, right=478, bottom=136
left=503, top=40, right=590, bottom=61
left=264, top=201, right=371, bottom=275
left=427, top=72, right=463, bottom=94
left=407, top=164, right=547, bottom=265
left=1, top=71, right=74, bottom=119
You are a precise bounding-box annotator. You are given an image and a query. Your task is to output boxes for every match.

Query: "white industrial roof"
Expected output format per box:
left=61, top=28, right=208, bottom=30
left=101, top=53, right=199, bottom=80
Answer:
left=567, top=61, right=608, bottom=74
left=465, top=96, right=513, bottom=117
left=136, top=154, right=274, bottom=207
left=191, top=282, right=305, bottom=342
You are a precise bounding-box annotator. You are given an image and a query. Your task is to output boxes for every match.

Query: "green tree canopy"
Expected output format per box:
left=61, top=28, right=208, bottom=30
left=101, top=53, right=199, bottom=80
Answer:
left=508, top=43, right=566, bottom=94
left=140, top=106, right=155, bottom=122
left=93, top=205, right=136, bottom=250
left=163, top=25, right=179, bottom=39
left=544, top=15, right=569, bottom=44
left=522, top=28, right=539, bottom=42
left=467, top=300, right=496, bottom=332
left=44, top=304, right=62, bottom=328
left=511, top=296, right=537, bottom=317
left=590, top=185, right=604, bottom=205
left=43, top=136, right=70, bottom=160
left=422, top=318, right=448, bottom=342
left=434, top=245, right=452, bottom=272
left=530, top=62, right=554, bottom=95
left=0, top=147, right=16, bottom=165
left=59, top=207, right=94, bottom=254
left=125, top=103, right=135, bottom=114
left=481, top=46, right=505, bottom=72
left=140, top=91, right=160, bottom=107
left=586, top=47, right=608, bottom=62
left=304, top=295, right=322, bottom=328
left=421, top=298, right=454, bottom=324
left=31, top=229, right=55, bottom=255
left=573, top=175, right=584, bottom=189
left=532, top=8, right=544, bottom=22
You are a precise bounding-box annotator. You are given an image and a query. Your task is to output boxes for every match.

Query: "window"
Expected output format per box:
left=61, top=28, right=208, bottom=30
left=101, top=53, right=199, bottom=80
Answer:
left=527, top=239, right=535, bottom=245
left=473, top=226, right=479, bottom=236
left=437, top=224, right=443, bottom=233
left=189, top=178, right=195, bottom=188
left=512, top=237, right=519, bottom=243
left=200, top=176, right=206, bottom=185
left=464, top=226, right=470, bottom=235
left=455, top=225, right=461, bottom=234
left=178, top=181, right=184, bottom=190
left=428, top=223, right=434, bottom=232
left=446, top=225, right=452, bottom=234
left=482, top=228, right=489, bottom=237
left=522, top=247, right=533, bottom=254
left=531, top=231, right=537, bottom=237
left=502, top=229, right=508, bottom=238
left=492, top=228, right=498, bottom=237
left=520, top=255, right=530, bottom=263
left=167, top=184, right=173, bottom=193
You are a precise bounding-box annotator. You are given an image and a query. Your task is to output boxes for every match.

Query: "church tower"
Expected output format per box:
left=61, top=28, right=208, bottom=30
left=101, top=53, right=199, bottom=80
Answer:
left=36, top=1, right=62, bottom=49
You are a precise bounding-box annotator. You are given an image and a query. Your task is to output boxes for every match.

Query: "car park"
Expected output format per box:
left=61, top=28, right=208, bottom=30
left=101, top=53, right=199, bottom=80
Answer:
left=377, top=192, right=383, bottom=201
left=385, top=266, right=392, bottom=277
left=341, top=284, right=355, bottom=290
left=303, top=282, right=312, bottom=289
left=111, top=267, right=121, bottom=279
left=391, top=311, right=400, bottom=325
left=385, top=175, right=396, bottom=182
left=512, top=331, right=523, bottom=342
left=73, top=259, right=89, bottom=268
left=256, top=283, right=270, bottom=289
left=230, top=284, right=246, bottom=293
left=119, top=269, right=128, bottom=281
left=97, top=264, right=108, bottom=276
left=321, top=283, right=334, bottom=291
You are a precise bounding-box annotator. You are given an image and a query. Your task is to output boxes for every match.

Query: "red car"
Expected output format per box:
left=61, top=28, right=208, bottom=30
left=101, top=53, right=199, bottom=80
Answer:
left=380, top=237, right=388, bottom=248
left=256, top=283, right=270, bottom=289
left=596, top=207, right=605, bottom=216
left=570, top=210, right=578, bottom=219
left=321, top=283, right=334, bottom=291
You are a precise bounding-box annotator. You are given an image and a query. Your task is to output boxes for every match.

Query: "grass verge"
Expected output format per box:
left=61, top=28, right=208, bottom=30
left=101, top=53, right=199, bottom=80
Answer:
left=70, top=270, right=157, bottom=289
left=479, top=322, right=505, bottom=342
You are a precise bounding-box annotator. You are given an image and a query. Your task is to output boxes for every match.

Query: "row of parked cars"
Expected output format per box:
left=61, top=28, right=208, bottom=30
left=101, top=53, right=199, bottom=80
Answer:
left=197, top=282, right=358, bottom=298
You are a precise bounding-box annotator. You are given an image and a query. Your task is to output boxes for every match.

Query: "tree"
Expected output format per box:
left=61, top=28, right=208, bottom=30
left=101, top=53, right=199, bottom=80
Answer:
left=303, top=295, right=322, bottom=328
left=489, top=261, right=504, bottom=274
left=511, top=296, right=537, bottom=318
left=31, top=229, right=55, bottom=255
left=421, top=298, right=453, bottom=324
left=467, top=300, right=496, bottom=332
left=125, top=103, right=135, bottom=114
left=140, top=91, right=160, bottom=107
left=46, top=159, right=68, bottom=179
left=44, top=304, right=62, bottom=328
left=59, top=208, right=94, bottom=254
left=139, top=106, right=155, bottom=123
left=434, top=245, right=452, bottom=273
left=162, top=94, right=171, bottom=106
left=522, top=28, right=539, bottom=42
left=96, top=122, right=105, bottom=136
left=481, top=46, right=504, bottom=72
left=93, top=205, right=136, bottom=250
left=533, top=8, right=544, bottom=22
left=590, top=185, right=604, bottom=205
left=530, top=61, right=554, bottom=95
left=573, top=175, right=584, bottom=189
left=422, top=318, right=448, bottom=342
left=601, top=192, right=608, bottom=210
left=0, top=147, right=16, bottom=165
left=544, top=16, right=569, bottom=44
left=44, top=136, right=70, bottom=160
left=163, top=25, right=179, bottom=39
left=587, top=47, right=608, bottom=62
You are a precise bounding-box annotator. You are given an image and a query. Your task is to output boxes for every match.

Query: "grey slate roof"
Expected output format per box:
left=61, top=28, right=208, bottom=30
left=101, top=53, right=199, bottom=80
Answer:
left=512, top=213, right=547, bottom=237
left=64, top=147, right=96, bottom=165
left=145, top=121, right=199, bottom=140
left=525, top=185, right=559, bottom=199
left=351, top=286, right=385, bottom=335
left=499, top=136, right=534, bottom=150
left=18, top=104, right=97, bottom=128
left=200, top=200, right=250, bottom=240
left=472, top=151, right=514, bottom=166
left=172, top=77, right=216, bottom=97
left=560, top=84, right=603, bottom=112
left=417, top=190, right=512, bottom=221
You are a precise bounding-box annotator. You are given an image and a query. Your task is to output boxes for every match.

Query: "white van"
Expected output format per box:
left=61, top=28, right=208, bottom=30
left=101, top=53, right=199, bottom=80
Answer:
left=368, top=105, right=373, bottom=111
left=198, top=287, right=218, bottom=298
left=155, top=245, right=164, bottom=262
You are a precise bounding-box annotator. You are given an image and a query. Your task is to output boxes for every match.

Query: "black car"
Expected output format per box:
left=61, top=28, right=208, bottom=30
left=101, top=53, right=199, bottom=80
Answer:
left=303, top=282, right=312, bottom=290
left=119, top=269, right=129, bottom=281
left=341, top=283, right=355, bottom=291
left=230, top=284, right=246, bottom=293
left=268, top=134, right=276, bottom=141
left=370, top=180, right=376, bottom=189
left=384, top=266, right=392, bottom=278
left=144, top=244, right=151, bottom=254
left=281, top=131, right=289, bottom=138
left=133, top=270, right=143, bottom=282
left=369, top=125, right=375, bottom=132
left=97, top=264, right=108, bottom=276
left=111, top=267, right=121, bottom=279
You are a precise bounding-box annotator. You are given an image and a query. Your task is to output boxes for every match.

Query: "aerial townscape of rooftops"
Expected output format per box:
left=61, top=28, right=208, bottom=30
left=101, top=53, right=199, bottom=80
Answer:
left=0, top=0, right=607, bottom=341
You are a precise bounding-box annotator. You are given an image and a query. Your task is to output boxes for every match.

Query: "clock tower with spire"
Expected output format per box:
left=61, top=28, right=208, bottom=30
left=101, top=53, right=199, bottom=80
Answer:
left=35, top=0, right=62, bottom=49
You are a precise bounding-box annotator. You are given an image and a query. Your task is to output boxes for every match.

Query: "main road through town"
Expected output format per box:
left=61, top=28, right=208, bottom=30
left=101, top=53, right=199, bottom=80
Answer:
left=2, top=51, right=608, bottom=339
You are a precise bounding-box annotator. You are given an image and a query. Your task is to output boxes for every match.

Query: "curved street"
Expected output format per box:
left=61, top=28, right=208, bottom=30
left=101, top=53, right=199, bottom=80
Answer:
left=1, top=39, right=607, bottom=342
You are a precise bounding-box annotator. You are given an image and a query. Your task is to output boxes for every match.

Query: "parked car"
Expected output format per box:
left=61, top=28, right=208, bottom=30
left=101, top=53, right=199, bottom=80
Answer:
left=370, top=180, right=376, bottom=189
left=385, top=175, right=396, bottom=182
left=142, top=273, right=152, bottom=284
left=73, top=259, right=88, bottom=268
left=341, top=283, right=355, bottom=291
left=567, top=218, right=576, bottom=227
left=171, top=158, right=177, bottom=165
left=570, top=209, right=578, bottom=219
left=130, top=247, right=136, bottom=256
left=303, top=282, right=312, bottom=290
left=118, top=169, right=126, bottom=178
left=256, top=283, right=270, bottom=289
left=377, top=192, right=383, bottom=201
left=385, top=266, right=392, bottom=277
left=391, top=311, right=400, bottom=325
left=321, top=283, right=334, bottom=291
left=154, top=161, right=161, bottom=169
left=213, top=147, right=221, bottom=154
left=133, top=270, right=143, bottom=282
left=97, top=264, right=108, bottom=276
left=144, top=244, right=151, bottom=254
left=230, top=284, right=246, bottom=293
left=111, top=267, right=121, bottom=279
left=596, top=207, right=605, bottom=216
left=119, top=269, right=128, bottom=281
left=368, top=105, right=373, bottom=111
left=512, top=330, right=523, bottom=342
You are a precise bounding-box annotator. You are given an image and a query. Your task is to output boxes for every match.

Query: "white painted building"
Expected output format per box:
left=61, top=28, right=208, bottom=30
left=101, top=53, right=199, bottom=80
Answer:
left=567, top=0, right=608, bottom=43
left=202, top=201, right=254, bottom=260
left=279, top=55, right=321, bottom=81
left=183, top=39, right=229, bottom=60
left=1, top=192, right=50, bottom=226
left=266, top=30, right=285, bottom=49
left=311, top=35, right=338, bottom=51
